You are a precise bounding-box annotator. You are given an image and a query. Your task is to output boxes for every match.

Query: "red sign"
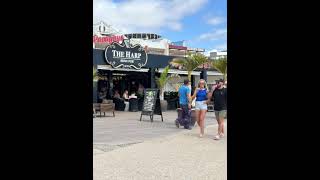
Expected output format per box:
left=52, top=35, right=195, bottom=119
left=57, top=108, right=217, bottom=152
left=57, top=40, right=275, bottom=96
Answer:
left=93, top=35, right=124, bottom=44
left=169, top=44, right=187, bottom=50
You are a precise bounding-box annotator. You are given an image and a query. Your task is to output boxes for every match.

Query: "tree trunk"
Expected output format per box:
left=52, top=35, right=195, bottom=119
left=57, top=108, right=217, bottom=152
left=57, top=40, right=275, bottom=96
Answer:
left=159, top=89, right=167, bottom=111
left=160, top=89, right=164, bottom=101
left=188, top=71, right=192, bottom=82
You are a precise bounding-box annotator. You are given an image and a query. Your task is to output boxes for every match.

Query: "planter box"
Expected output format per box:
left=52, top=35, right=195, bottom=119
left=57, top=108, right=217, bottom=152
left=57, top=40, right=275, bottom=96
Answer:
left=160, top=100, right=167, bottom=112
left=167, top=99, right=178, bottom=110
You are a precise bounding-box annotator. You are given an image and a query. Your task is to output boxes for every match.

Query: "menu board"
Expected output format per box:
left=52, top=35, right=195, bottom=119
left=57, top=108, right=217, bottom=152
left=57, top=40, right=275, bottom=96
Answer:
left=140, top=89, right=163, bottom=122
left=142, top=89, right=158, bottom=112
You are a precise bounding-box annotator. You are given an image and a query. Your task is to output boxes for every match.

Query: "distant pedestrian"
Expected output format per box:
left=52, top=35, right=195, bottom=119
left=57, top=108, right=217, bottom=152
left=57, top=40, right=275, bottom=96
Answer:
left=176, top=79, right=192, bottom=130
left=210, top=79, right=227, bottom=140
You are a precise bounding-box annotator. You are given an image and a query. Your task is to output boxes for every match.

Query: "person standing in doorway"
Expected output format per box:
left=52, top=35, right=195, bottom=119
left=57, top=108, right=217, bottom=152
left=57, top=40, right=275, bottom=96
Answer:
left=211, top=79, right=227, bottom=140
left=192, top=79, right=209, bottom=137
left=137, top=84, right=145, bottom=97
left=176, top=79, right=192, bottom=130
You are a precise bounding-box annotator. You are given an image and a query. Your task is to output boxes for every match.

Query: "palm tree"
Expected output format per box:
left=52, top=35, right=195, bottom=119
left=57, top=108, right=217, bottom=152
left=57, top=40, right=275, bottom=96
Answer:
left=170, top=52, right=209, bottom=81
left=93, top=66, right=98, bottom=81
left=210, top=57, right=227, bottom=80
left=155, top=65, right=180, bottom=100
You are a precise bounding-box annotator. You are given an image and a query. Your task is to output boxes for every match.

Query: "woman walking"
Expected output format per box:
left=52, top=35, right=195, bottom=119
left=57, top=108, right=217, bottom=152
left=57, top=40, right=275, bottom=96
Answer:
left=192, top=79, right=210, bottom=137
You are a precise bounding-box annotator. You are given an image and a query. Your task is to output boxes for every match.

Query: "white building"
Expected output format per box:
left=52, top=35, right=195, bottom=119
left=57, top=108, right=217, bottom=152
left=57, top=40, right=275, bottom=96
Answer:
left=209, top=50, right=227, bottom=60
left=93, top=21, right=205, bottom=57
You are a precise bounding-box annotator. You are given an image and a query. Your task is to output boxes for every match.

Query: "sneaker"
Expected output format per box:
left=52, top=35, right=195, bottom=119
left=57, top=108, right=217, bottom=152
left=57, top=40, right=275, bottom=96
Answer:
left=199, top=134, right=203, bottom=138
left=214, top=135, right=220, bottom=140
left=175, top=120, right=180, bottom=128
left=220, top=133, right=225, bottom=138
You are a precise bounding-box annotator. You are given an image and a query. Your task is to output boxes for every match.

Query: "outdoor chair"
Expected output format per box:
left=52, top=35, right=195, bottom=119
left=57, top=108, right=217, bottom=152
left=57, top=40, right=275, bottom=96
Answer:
left=93, top=100, right=115, bottom=117
left=113, top=97, right=126, bottom=111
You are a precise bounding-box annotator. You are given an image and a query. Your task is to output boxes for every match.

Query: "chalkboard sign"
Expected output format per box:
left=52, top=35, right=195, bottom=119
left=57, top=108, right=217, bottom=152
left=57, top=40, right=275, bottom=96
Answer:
left=140, top=89, right=163, bottom=122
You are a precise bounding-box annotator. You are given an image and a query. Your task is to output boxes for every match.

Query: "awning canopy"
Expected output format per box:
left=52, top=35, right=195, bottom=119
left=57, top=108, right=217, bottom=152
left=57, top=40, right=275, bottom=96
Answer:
left=157, top=68, right=201, bottom=75
left=97, top=65, right=150, bottom=72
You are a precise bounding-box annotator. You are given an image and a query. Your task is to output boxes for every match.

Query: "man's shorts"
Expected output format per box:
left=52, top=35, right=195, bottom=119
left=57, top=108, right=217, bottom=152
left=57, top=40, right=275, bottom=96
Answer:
left=195, top=101, right=208, bottom=110
left=215, top=110, right=227, bottom=119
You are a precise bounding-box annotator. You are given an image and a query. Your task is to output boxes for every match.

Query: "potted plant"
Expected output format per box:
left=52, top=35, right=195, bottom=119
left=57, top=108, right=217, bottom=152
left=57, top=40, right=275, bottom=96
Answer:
left=156, top=65, right=179, bottom=111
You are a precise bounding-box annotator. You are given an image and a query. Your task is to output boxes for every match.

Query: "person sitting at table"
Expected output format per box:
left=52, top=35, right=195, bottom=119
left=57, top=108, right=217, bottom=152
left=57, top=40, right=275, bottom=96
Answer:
left=122, top=90, right=129, bottom=101
left=113, top=90, right=121, bottom=99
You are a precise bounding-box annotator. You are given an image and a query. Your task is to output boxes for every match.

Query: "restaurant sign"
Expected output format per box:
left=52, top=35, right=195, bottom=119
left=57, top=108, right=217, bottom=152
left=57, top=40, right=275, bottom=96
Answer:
left=105, top=40, right=148, bottom=69
left=93, top=35, right=124, bottom=44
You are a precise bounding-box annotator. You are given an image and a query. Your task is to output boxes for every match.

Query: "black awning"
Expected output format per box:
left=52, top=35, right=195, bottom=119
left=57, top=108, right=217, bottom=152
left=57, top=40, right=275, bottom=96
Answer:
left=93, top=48, right=177, bottom=68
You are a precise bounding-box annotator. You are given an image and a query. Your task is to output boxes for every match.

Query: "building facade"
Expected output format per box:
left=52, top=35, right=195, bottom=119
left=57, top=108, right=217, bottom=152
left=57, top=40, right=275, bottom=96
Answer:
left=93, top=21, right=223, bottom=102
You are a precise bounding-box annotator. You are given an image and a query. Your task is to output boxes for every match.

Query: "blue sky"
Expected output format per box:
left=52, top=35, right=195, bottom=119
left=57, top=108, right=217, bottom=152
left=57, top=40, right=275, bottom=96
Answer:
left=93, top=0, right=227, bottom=53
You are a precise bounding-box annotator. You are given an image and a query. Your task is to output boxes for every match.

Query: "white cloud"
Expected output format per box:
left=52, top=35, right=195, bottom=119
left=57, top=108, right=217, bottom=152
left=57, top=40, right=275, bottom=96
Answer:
left=93, top=0, right=208, bottom=33
left=207, top=17, right=225, bottom=25
left=198, top=28, right=227, bottom=41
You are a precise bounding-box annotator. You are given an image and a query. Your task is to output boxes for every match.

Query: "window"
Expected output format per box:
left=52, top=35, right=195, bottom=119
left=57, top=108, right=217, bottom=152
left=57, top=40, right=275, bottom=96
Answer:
left=142, top=34, right=146, bottom=39
left=137, top=34, right=142, bottom=38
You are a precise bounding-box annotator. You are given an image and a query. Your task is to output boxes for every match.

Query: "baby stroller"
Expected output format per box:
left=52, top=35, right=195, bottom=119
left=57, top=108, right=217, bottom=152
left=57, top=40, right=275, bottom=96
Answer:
left=176, top=108, right=196, bottom=129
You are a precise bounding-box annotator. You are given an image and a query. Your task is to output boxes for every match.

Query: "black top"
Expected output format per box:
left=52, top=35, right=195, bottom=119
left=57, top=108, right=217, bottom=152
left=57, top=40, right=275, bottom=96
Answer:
left=212, top=88, right=227, bottom=111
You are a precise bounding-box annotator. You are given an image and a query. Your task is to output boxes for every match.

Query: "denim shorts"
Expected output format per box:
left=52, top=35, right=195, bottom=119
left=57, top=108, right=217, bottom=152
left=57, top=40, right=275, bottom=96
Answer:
left=195, top=101, right=208, bottom=110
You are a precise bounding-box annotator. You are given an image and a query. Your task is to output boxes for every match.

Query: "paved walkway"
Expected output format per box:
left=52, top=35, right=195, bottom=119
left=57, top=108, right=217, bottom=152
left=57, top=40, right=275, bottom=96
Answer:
left=93, top=123, right=227, bottom=180
left=94, top=110, right=218, bottom=146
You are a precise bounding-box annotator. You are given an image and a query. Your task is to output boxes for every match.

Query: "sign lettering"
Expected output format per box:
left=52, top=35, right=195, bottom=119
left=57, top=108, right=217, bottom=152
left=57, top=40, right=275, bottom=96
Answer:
left=105, top=41, right=148, bottom=69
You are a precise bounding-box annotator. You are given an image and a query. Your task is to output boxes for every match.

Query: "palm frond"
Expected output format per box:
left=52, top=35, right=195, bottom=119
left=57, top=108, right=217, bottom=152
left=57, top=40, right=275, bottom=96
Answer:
left=170, top=52, right=209, bottom=72
left=210, top=57, right=227, bottom=79
left=211, top=58, right=227, bottom=74
left=156, top=66, right=180, bottom=89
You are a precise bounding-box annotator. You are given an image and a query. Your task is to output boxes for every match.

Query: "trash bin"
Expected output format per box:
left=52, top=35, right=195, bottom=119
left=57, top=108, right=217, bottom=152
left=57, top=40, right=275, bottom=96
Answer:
left=129, top=98, right=139, bottom=112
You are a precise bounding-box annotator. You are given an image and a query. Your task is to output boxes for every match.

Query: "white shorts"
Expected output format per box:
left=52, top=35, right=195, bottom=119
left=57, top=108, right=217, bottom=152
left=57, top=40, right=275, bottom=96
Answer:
left=195, top=101, right=208, bottom=110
